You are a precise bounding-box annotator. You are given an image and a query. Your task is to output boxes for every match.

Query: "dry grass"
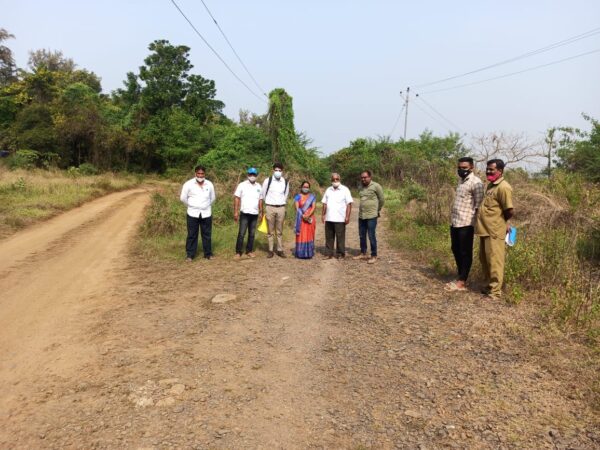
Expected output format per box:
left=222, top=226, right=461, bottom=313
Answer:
left=0, top=165, right=141, bottom=239
left=386, top=170, right=600, bottom=345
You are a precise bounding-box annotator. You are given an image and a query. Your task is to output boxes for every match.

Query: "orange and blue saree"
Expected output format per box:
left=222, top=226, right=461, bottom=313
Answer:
left=294, top=193, right=316, bottom=259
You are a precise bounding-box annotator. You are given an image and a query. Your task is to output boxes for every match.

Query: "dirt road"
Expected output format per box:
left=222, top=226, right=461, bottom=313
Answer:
left=1, top=192, right=599, bottom=449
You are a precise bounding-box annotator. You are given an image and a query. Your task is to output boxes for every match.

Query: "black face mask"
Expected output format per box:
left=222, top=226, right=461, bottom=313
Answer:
left=457, top=169, right=471, bottom=179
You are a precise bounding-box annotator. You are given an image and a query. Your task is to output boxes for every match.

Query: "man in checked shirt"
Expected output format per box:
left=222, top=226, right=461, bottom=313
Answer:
left=445, top=157, right=484, bottom=292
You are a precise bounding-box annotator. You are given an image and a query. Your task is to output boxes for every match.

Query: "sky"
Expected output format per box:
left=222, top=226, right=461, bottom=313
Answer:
left=2, top=0, right=600, bottom=156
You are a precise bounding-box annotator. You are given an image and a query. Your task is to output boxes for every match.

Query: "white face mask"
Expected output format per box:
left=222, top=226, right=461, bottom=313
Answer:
left=248, top=176, right=257, bottom=183
left=196, top=176, right=205, bottom=183
left=273, top=170, right=282, bottom=179
left=332, top=181, right=341, bottom=188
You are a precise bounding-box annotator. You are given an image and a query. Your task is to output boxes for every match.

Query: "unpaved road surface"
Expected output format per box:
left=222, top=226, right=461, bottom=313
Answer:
left=1, top=192, right=599, bottom=449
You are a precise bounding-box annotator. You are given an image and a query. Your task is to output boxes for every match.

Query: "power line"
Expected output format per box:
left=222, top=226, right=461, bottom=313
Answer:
left=411, top=99, right=454, bottom=134
left=169, top=0, right=266, bottom=103
left=420, top=47, right=600, bottom=95
left=415, top=26, right=600, bottom=88
left=415, top=95, right=463, bottom=133
left=388, top=102, right=406, bottom=138
left=199, top=0, right=267, bottom=96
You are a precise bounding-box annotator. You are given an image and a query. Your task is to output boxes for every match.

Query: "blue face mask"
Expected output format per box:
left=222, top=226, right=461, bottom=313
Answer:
left=301, top=187, right=310, bottom=194
left=274, top=170, right=282, bottom=179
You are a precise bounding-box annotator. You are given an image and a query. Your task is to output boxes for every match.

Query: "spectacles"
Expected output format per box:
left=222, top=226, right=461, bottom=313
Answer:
left=360, top=176, right=369, bottom=179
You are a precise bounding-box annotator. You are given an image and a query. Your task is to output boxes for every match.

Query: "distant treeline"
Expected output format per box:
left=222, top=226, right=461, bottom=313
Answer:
left=1, top=28, right=598, bottom=184
left=0, top=31, right=324, bottom=179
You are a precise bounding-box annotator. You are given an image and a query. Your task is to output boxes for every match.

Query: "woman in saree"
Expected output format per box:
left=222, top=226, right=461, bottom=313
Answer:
left=294, top=181, right=317, bottom=259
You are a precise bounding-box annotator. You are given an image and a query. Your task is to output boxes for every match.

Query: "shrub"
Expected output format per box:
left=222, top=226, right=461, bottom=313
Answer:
left=8, top=149, right=41, bottom=169
left=141, top=192, right=184, bottom=236
left=78, top=162, right=99, bottom=175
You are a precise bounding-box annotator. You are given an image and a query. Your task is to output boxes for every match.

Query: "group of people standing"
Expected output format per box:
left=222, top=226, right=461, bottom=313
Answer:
left=180, top=157, right=514, bottom=300
left=180, top=163, right=385, bottom=263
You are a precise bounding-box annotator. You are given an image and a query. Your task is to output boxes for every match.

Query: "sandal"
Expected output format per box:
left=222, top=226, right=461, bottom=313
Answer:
left=444, top=281, right=467, bottom=292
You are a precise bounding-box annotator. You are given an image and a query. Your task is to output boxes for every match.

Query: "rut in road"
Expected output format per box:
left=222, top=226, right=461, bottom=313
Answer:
left=1, top=193, right=599, bottom=449
left=0, top=189, right=151, bottom=439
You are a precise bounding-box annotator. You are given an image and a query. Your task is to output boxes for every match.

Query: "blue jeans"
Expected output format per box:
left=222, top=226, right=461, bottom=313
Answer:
left=359, top=218, right=378, bottom=256
left=235, top=213, right=258, bottom=255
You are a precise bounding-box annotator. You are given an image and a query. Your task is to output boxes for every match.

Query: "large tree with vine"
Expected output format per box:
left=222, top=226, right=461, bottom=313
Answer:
left=267, top=88, right=299, bottom=164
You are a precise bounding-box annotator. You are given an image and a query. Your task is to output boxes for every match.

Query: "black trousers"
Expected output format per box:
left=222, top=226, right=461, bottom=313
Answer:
left=450, top=225, right=474, bottom=282
left=186, top=214, right=212, bottom=259
left=325, top=221, right=346, bottom=256
left=235, top=213, right=258, bottom=255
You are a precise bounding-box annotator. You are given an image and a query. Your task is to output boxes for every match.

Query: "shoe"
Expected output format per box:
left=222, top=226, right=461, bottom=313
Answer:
left=322, top=255, right=334, bottom=260
left=352, top=254, right=368, bottom=260
left=276, top=251, right=286, bottom=258
left=246, top=252, right=256, bottom=258
left=480, top=287, right=491, bottom=295
left=336, top=254, right=346, bottom=260
left=185, top=257, right=193, bottom=262
left=205, top=255, right=213, bottom=260
left=367, top=256, right=378, bottom=264
left=267, top=251, right=274, bottom=258
left=483, top=293, right=500, bottom=301
left=233, top=254, right=241, bottom=260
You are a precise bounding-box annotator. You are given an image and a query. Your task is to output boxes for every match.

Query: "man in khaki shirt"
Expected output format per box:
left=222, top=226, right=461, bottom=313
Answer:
left=475, top=159, right=514, bottom=300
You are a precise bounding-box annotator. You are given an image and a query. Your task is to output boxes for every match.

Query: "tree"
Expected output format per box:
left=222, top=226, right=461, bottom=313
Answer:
left=471, top=132, right=541, bottom=168
left=138, top=40, right=192, bottom=114
left=12, top=103, right=58, bottom=154
left=113, top=72, right=141, bottom=108
left=268, top=88, right=299, bottom=163
left=184, top=74, right=224, bottom=123
left=556, top=115, right=600, bottom=182
left=28, top=49, right=76, bottom=72
left=0, top=28, right=17, bottom=87
left=54, top=82, right=102, bottom=166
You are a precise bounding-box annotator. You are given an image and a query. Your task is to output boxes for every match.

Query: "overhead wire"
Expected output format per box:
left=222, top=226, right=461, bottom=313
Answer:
left=199, top=0, right=267, bottom=97
left=420, top=47, right=600, bottom=94
left=388, top=102, right=406, bottom=138
left=415, top=95, right=463, bottom=133
left=410, top=99, right=454, bottom=134
left=415, top=26, right=600, bottom=88
left=169, top=0, right=266, bottom=103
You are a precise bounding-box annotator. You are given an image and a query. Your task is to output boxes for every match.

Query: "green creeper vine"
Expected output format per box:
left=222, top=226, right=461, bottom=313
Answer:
left=268, top=88, right=300, bottom=165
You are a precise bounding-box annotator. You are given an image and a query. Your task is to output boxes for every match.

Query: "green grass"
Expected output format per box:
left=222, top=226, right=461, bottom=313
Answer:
left=0, top=166, right=141, bottom=239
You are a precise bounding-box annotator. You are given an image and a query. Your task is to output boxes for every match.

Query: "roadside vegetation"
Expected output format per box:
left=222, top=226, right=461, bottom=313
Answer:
left=327, top=126, right=600, bottom=344
left=0, top=164, right=140, bottom=238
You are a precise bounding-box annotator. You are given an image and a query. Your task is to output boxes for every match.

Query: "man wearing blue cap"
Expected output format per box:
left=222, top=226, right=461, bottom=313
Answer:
left=233, top=167, right=263, bottom=259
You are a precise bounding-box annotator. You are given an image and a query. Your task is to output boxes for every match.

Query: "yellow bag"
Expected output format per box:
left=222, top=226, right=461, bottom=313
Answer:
left=257, top=215, right=268, bottom=233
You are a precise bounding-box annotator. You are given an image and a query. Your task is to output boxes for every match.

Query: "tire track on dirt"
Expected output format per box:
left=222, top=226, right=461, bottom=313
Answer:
left=0, top=188, right=148, bottom=275
left=0, top=189, right=151, bottom=446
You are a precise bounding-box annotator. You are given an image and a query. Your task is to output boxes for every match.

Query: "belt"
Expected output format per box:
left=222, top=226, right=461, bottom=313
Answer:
left=266, top=204, right=286, bottom=207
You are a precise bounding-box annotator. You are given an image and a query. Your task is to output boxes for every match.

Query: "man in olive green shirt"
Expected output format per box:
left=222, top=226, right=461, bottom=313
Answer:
left=475, top=159, right=514, bottom=300
left=353, top=170, right=385, bottom=264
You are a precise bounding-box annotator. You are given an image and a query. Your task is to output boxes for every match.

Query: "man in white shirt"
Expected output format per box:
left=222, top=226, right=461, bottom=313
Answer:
left=233, top=167, right=263, bottom=259
left=180, top=165, right=216, bottom=261
left=321, top=173, right=353, bottom=259
left=259, top=162, right=290, bottom=258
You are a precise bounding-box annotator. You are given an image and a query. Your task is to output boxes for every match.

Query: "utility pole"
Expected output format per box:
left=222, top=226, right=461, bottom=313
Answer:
left=401, top=87, right=410, bottom=141
left=546, top=127, right=556, bottom=177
